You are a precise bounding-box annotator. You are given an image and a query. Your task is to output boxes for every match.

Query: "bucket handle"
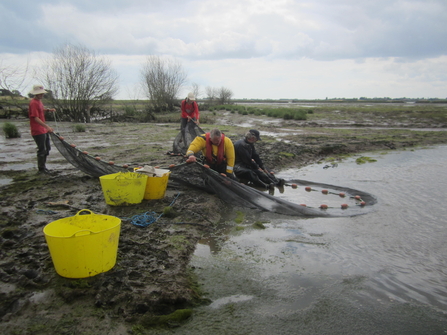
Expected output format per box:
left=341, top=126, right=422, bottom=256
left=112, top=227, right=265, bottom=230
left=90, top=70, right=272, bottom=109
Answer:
left=75, top=209, right=94, bottom=216
left=72, top=229, right=95, bottom=237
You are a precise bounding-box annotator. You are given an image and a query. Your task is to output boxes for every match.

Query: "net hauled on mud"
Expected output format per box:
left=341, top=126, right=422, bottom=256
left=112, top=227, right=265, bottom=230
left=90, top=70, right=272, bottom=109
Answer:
left=49, top=132, right=129, bottom=178
left=169, top=162, right=377, bottom=218
left=50, top=130, right=377, bottom=218
left=171, top=121, right=205, bottom=156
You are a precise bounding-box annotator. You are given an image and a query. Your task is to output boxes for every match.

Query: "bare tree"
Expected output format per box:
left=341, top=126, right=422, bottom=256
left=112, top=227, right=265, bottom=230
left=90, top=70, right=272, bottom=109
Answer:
left=205, top=86, right=218, bottom=103
left=217, top=86, right=233, bottom=105
left=41, top=44, right=119, bottom=122
left=205, top=86, right=233, bottom=105
left=189, top=82, right=201, bottom=100
left=0, top=59, right=30, bottom=114
left=141, top=55, right=187, bottom=112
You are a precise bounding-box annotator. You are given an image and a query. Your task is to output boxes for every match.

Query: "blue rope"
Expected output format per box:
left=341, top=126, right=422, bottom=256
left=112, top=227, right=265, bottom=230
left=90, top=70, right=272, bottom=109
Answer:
left=128, top=192, right=182, bottom=227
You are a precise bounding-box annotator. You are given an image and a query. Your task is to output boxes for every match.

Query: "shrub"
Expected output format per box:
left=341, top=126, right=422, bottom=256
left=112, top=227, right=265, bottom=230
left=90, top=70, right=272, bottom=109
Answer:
left=2, top=122, right=21, bottom=138
left=74, top=124, right=86, bottom=132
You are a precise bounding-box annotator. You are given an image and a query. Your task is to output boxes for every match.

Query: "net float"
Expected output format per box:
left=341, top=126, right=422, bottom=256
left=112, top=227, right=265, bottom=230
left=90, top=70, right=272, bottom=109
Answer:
left=95, top=157, right=101, bottom=161
left=123, top=164, right=129, bottom=168
left=155, top=166, right=159, bottom=168
left=341, top=204, right=348, bottom=209
left=355, top=195, right=362, bottom=200
left=169, top=164, right=176, bottom=168
left=82, top=151, right=88, bottom=155
left=204, top=164, right=210, bottom=169
left=108, top=161, right=114, bottom=165
left=70, top=144, right=76, bottom=148
left=300, top=204, right=307, bottom=207
left=305, top=186, right=312, bottom=192
left=322, top=189, right=328, bottom=194
left=59, top=136, right=64, bottom=140
left=291, top=184, right=297, bottom=189
left=360, top=201, right=366, bottom=206
left=339, top=192, right=345, bottom=197
left=320, top=204, right=328, bottom=209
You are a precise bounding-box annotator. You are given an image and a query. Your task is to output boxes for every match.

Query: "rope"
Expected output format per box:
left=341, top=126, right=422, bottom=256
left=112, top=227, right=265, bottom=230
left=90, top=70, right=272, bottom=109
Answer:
left=126, top=192, right=182, bottom=227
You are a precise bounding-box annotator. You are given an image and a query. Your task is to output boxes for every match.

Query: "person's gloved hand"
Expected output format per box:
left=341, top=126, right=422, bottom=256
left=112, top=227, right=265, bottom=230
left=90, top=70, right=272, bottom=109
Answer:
left=226, top=172, right=236, bottom=180
left=186, top=155, right=197, bottom=163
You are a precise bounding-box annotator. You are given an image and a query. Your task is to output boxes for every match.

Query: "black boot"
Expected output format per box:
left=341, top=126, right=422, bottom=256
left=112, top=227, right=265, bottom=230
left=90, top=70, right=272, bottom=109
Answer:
left=37, top=156, right=50, bottom=174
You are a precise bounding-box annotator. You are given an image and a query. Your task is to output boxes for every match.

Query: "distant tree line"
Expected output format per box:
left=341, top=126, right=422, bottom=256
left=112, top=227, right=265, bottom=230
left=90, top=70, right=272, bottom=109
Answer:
left=0, top=43, right=235, bottom=122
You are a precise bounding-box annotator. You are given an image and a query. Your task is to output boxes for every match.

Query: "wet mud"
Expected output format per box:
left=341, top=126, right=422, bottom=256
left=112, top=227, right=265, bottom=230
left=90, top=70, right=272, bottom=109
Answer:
left=1, top=110, right=447, bottom=334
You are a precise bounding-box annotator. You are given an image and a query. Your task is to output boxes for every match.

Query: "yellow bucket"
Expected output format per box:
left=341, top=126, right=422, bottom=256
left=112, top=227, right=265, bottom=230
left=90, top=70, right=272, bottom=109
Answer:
left=143, top=169, right=171, bottom=200
left=99, top=172, right=148, bottom=206
left=43, top=209, right=121, bottom=278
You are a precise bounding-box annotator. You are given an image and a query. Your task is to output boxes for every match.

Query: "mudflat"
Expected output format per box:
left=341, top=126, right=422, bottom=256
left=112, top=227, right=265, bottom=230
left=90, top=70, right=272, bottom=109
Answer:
left=1, top=103, right=447, bottom=334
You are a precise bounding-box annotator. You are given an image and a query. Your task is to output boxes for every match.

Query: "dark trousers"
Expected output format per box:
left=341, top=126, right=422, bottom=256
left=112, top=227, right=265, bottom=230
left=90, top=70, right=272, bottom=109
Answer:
left=234, top=165, right=272, bottom=187
left=33, top=133, right=51, bottom=170
left=33, top=133, right=51, bottom=157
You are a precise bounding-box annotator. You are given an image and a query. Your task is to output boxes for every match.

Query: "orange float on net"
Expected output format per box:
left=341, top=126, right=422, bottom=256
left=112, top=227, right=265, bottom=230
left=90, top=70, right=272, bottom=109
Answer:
left=320, top=204, right=328, bottom=209
left=305, top=186, right=312, bottom=192
left=204, top=164, right=210, bottom=169
left=360, top=201, right=366, bottom=206
left=95, top=157, right=101, bottom=161
left=155, top=166, right=159, bottom=169
left=339, top=192, right=345, bottom=197
left=291, top=184, right=298, bottom=189
left=59, top=136, right=65, bottom=140
left=300, top=204, right=307, bottom=207
left=341, top=204, right=348, bottom=209
left=123, top=164, right=129, bottom=168
left=322, top=189, right=328, bottom=194
left=355, top=195, right=362, bottom=200
left=169, top=164, right=176, bottom=168
left=82, top=151, right=88, bottom=155
left=108, top=161, right=114, bottom=165
left=70, top=144, right=76, bottom=148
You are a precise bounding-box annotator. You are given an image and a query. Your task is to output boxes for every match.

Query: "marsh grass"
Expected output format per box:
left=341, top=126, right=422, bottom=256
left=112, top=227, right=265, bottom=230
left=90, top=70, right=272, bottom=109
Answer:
left=2, top=122, right=21, bottom=138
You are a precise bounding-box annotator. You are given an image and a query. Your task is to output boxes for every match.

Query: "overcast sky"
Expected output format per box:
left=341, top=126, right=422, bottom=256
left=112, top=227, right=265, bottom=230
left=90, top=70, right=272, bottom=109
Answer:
left=1, top=0, right=446, bottom=99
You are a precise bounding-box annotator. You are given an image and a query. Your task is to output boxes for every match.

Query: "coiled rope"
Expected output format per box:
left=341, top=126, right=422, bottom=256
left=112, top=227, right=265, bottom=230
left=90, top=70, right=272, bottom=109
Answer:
left=127, top=192, right=181, bottom=227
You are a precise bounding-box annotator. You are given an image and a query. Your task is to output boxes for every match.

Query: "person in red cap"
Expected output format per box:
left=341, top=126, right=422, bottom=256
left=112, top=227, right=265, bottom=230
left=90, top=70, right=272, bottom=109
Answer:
left=28, top=85, right=56, bottom=174
left=234, top=129, right=284, bottom=190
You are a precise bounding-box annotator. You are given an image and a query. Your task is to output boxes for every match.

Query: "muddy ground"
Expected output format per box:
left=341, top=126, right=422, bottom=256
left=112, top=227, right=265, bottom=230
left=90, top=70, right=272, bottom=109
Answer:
left=1, top=105, right=447, bottom=334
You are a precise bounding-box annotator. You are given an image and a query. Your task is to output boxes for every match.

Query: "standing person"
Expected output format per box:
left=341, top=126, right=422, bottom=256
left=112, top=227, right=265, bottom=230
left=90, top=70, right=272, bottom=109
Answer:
left=234, top=129, right=284, bottom=189
left=185, top=128, right=235, bottom=177
left=180, top=92, right=199, bottom=143
left=28, top=85, right=55, bottom=174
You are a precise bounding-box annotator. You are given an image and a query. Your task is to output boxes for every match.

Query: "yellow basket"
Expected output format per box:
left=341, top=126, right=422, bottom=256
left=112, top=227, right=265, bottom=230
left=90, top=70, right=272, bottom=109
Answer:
left=143, top=169, right=171, bottom=200
left=99, top=172, right=148, bottom=206
left=43, top=209, right=121, bottom=278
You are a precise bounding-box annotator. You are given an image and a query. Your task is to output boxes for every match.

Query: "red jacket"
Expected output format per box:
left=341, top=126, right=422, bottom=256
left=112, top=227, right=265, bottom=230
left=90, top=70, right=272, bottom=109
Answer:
left=28, top=98, right=47, bottom=136
left=181, top=100, right=199, bottom=120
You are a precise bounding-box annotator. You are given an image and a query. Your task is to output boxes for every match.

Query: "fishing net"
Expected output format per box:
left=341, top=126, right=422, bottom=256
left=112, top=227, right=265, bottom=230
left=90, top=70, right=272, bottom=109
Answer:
left=49, top=132, right=130, bottom=178
left=51, top=129, right=377, bottom=218
left=171, top=121, right=205, bottom=156
left=169, top=162, right=377, bottom=217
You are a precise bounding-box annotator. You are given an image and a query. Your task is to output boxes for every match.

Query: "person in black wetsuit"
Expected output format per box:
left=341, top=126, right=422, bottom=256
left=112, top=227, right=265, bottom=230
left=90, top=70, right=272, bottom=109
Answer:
left=234, top=129, right=284, bottom=189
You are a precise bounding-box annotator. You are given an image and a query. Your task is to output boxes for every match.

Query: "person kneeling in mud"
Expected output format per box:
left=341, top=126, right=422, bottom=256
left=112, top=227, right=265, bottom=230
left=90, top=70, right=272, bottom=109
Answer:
left=185, top=128, right=236, bottom=178
left=234, top=129, right=285, bottom=190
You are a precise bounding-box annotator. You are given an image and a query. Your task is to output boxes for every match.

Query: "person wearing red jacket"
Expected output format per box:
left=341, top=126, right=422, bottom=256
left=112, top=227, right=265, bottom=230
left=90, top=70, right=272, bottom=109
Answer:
left=180, top=92, right=199, bottom=143
left=28, top=85, right=55, bottom=174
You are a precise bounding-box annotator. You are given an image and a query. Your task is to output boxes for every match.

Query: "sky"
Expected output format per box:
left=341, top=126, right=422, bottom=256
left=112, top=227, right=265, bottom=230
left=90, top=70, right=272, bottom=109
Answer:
left=1, top=0, right=447, bottom=100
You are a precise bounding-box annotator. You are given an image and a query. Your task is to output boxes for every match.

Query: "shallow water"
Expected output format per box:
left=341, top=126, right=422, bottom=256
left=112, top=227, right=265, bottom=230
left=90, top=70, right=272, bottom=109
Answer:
left=155, top=146, right=447, bottom=334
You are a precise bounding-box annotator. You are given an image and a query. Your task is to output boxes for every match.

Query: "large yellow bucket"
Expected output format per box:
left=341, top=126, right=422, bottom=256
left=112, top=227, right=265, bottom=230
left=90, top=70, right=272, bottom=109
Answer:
left=99, top=172, right=148, bottom=206
left=143, top=168, right=171, bottom=200
left=43, top=209, right=121, bottom=278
